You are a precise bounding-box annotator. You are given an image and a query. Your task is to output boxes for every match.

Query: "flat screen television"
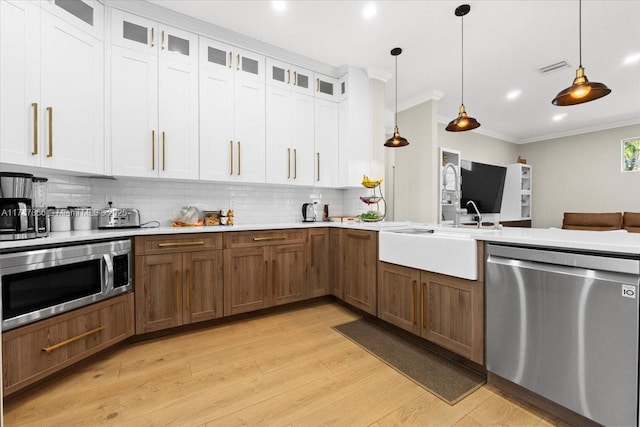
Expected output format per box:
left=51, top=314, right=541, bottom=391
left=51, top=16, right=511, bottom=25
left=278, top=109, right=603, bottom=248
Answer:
left=460, top=160, right=507, bottom=214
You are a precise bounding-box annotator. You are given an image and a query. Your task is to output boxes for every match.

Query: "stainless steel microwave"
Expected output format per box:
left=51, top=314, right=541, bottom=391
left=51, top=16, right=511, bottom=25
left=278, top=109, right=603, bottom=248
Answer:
left=0, top=239, right=132, bottom=331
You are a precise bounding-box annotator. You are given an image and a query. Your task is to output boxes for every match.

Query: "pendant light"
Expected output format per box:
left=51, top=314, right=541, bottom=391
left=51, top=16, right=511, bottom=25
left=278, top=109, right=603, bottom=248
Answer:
left=446, top=4, right=480, bottom=132
left=552, top=0, right=611, bottom=106
left=384, top=48, right=409, bottom=147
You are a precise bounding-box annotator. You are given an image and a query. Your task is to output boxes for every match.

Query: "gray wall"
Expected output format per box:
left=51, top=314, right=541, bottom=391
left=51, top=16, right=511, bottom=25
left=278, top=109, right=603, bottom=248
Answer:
left=520, top=124, right=640, bottom=228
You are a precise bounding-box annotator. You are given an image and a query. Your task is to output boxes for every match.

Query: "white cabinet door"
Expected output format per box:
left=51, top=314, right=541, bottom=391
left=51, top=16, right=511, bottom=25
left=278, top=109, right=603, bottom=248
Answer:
left=315, top=99, right=339, bottom=187
left=0, top=0, right=41, bottom=167
left=199, top=38, right=235, bottom=181
left=44, top=0, right=104, bottom=40
left=234, top=48, right=265, bottom=183
left=315, top=73, right=339, bottom=101
left=266, top=85, right=293, bottom=184
left=111, top=46, right=158, bottom=178
left=158, top=56, right=199, bottom=179
left=291, top=92, right=315, bottom=185
left=110, top=10, right=198, bottom=179
left=266, top=57, right=313, bottom=96
left=110, top=9, right=156, bottom=53
left=40, top=8, right=104, bottom=174
left=266, top=84, right=314, bottom=186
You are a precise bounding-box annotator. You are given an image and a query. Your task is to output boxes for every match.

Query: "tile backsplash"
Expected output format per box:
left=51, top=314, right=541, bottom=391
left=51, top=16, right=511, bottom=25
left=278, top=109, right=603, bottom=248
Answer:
left=1, top=165, right=372, bottom=225
left=90, top=177, right=367, bottom=225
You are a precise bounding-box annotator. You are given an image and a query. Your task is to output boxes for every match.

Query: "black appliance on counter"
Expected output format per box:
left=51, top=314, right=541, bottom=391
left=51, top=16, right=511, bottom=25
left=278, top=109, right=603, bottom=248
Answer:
left=0, top=172, right=37, bottom=241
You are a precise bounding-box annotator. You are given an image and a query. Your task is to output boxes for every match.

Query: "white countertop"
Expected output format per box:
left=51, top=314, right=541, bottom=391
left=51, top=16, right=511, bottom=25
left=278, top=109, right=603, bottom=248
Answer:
left=2, top=221, right=640, bottom=255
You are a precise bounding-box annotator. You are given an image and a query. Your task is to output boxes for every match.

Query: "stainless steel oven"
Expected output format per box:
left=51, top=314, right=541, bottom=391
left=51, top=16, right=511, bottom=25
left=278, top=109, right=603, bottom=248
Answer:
left=1, top=239, right=132, bottom=331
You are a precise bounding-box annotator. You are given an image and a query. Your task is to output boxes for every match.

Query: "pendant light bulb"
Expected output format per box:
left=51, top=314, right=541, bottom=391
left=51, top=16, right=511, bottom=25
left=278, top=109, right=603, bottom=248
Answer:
left=446, top=4, right=480, bottom=133
left=552, top=0, right=611, bottom=106
left=384, top=47, right=409, bottom=147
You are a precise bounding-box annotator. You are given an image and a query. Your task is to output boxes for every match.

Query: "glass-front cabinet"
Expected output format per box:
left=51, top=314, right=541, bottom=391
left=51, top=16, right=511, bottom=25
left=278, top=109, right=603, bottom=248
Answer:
left=199, top=36, right=266, bottom=183
left=0, top=0, right=104, bottom=174
left=110, top=9, right=199, bottom=179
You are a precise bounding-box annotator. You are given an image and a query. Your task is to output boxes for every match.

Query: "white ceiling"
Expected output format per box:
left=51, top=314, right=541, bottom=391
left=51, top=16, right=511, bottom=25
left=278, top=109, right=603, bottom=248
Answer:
left=148, top=0, right=640, bottom=144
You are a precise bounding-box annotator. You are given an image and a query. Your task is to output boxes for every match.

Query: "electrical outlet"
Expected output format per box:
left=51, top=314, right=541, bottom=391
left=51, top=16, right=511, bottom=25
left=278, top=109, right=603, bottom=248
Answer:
left=105, top=195, right=113, bottom=206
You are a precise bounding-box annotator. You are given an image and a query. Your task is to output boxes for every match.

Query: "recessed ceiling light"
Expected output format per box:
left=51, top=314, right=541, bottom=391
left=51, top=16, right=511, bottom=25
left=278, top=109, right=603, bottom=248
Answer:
left=506, top=90, right=521, bottom=100
left=623, top=53, right=640, bottom=65
left=272, top=1, right=286, bottom=12
left=363, top=3, right=377, bottom=19
left=553, top=113, right=567, bottom=122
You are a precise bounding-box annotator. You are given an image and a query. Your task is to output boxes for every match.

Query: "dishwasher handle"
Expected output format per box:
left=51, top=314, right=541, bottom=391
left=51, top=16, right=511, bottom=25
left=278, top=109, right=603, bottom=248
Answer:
left=486, top=244, right=640, bottom=276
left=487, top=254, right=640, bottom=286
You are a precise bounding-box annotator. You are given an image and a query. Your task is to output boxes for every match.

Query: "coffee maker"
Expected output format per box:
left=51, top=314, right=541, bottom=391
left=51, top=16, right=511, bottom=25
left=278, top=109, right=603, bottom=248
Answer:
left=0, top=172, right=42, bottom=240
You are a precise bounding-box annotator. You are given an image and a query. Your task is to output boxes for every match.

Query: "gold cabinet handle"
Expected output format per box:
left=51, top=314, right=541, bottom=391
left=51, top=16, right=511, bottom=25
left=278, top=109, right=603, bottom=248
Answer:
left=272, top=259, right=276, bottom=294
left=161, top=30, right=165, bottom=50
left=412, top=280, right=417, bottom=325
left=229, top=140, right=234, bottom=175
left=228, top=51, right=232, bottom=68
left=158, top=241, right=205, bottom=248
left=31, top=102, right=38, bottom=155
left=316, top=78, right=319, bottom=92
left=162, top=131, right=166, bottom=171
left=287, top=69, right=290, bottom=84
left=316, top=152, right=320, bottom=182
left=420, top=282, right=425, bottom=328
left=175, top=270, right=180, bottom=312
left=151, top=27, right=155, bottom=47
left=151, top=130, right=156, bottom=170
left=42, top=326, right=104, bottom=353
left=185, top=269, right=191, bottom=312
left=293, top=148, right=297, bottom=179
left=253, top=236, right=286, bottom=242
left=237, top=54, right=240, bottom=71
left=287, top=148, right=291, bottom=179
left=237, top=141, right=241, bottom=175
left=46, top=106, right=53, bottom=157
left=294, top=71, right=298, bottom=86
left=264, top=259, right=268, bottom=293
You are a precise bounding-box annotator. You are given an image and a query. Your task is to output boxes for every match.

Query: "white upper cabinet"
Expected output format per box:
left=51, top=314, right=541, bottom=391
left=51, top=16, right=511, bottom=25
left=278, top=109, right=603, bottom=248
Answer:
left=314, top=98, right=339, bottom=187
left=339, top=67, right=371, bottom=187
left=1, top=0, right=41, bottom=167
left=266, top=58, right=314, bottom=96
left=110, top=9, right=199, bottom=179
left=266, top=58, right=314, bottom=186
left=199, top=37, right=265, bottom=183
left=0, top=0, right=104, bottom=174
left=314, top=73, right=339, bottom=102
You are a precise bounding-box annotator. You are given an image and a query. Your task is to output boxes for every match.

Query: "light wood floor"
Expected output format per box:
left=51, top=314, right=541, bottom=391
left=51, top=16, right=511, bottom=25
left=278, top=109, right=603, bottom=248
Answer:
left=4, top=300, right=568, bottom=426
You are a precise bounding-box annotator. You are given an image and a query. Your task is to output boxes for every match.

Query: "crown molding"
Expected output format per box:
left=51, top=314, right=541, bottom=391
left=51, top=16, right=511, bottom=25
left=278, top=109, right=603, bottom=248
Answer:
left=397, top=89, right=445, bottom=112
left=367, top=67, right=392, bottom=82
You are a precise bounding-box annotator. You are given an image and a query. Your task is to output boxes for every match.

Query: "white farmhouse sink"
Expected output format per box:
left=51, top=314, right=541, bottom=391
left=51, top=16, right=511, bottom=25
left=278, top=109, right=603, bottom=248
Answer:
left=379, top=227, right=478, bottom=280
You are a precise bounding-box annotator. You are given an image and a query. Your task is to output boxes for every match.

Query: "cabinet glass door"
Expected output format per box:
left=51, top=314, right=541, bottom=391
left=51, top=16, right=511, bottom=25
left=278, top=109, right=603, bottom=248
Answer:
left=49, top=0, right=103, bottom=39
left=315, top=74, right=338, bottom=101
left=111, top=9, right=155, bottom=53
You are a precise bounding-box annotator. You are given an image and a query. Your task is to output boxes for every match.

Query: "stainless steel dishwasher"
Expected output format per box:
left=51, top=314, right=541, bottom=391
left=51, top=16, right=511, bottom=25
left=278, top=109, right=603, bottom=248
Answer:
left=486, top=244, right=640, bottom=427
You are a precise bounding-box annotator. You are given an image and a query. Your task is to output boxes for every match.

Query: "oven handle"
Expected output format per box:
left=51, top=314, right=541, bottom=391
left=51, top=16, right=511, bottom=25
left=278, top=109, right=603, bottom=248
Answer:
left=103, top=253, right=114, bottom=292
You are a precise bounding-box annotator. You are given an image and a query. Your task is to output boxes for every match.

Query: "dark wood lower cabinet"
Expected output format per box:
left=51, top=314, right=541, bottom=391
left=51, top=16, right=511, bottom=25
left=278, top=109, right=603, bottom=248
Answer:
left=378, top=262, right=419, bottom=334
left=2, top=293, right=134, bottom=396
left=342, top=229, right=378, bottom=315
left=378, top=260, right=485, bottom=365
left=223, top=230, right=307, bottom=315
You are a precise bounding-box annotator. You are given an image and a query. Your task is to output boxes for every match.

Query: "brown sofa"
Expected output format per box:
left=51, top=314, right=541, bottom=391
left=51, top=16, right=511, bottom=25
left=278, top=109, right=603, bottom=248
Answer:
left=562, top=212, right=640, bottom=232
left=623, top=212, right=640, bottom=233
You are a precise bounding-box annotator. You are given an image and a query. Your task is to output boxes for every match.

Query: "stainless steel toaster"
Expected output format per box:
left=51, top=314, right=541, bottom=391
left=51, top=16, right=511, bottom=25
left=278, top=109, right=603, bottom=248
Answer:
left=98, top=208, right=141, bottom=229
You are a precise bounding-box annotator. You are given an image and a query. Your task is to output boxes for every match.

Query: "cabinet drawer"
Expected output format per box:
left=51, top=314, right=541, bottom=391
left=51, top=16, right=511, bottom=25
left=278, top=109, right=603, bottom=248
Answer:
left=224, top=229, right=308, bottom=249
left=2, top=293, right=134, bottom=396
left=135, top=234, right=223, bottom=255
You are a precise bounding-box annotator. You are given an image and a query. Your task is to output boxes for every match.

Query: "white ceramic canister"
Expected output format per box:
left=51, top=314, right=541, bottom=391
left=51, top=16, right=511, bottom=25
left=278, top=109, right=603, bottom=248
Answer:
left=70, top=206, right=93, bottom=231
left=49, top=207, right=71, bottom=232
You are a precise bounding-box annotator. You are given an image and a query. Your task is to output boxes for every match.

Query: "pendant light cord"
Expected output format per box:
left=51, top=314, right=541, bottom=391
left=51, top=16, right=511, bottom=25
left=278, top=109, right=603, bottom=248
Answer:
left=461, top=14, right=464, bottom=104
left=578, top=0, right=582, bottom=67
left=394, top=54, right=398, bottom=125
